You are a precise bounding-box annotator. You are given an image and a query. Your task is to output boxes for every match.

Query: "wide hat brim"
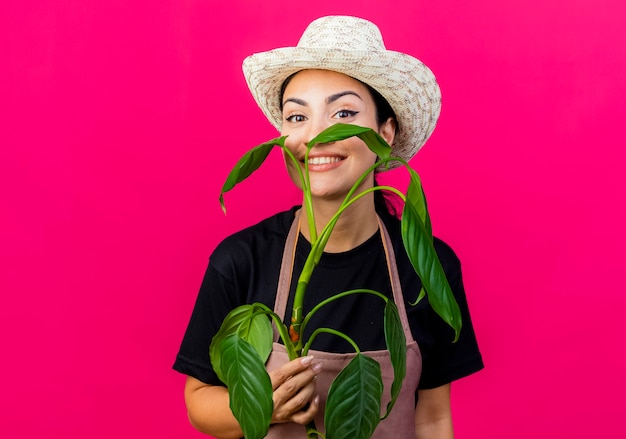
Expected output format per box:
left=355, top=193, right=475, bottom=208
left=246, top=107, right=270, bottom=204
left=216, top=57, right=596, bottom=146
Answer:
left=242, top=21, right=441, bottom=170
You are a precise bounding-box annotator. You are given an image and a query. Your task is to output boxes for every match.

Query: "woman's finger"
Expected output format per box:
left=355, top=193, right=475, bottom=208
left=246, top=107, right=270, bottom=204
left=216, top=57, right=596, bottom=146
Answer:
left=272, top=381, right=318, bottom=424
left=269, top=358, right=323, bottom=424
left=268, top=355, right=316, bottom=390
left=290, top=394, right=321, bottom=425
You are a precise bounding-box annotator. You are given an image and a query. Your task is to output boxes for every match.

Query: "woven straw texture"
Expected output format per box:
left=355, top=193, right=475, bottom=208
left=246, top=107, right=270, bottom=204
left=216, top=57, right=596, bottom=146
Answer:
left=242, top=16, right=441, bottom=168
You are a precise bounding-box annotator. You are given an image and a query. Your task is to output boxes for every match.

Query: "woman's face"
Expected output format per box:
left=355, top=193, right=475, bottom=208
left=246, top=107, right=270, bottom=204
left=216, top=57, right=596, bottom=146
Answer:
left=280, top=69, right=395, bottom=201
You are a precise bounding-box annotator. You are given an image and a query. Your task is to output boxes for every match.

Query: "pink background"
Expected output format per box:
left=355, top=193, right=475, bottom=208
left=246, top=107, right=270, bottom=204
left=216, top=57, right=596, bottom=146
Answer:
left=1, top=0, right=624, bottom=437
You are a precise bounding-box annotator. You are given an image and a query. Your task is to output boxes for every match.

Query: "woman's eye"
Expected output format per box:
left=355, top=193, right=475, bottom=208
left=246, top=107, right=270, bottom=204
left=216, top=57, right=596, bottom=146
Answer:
left=285, top=114, right=306, bottom=123
left=335, top=110, right=358, bottom=119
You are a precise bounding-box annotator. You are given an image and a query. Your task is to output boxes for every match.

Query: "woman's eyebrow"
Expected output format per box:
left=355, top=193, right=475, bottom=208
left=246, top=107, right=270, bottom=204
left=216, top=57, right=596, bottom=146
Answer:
left=283, top=91, right=363, bottom=108
left=326, top=91, right=362, bottom=104
left=283, top=97, right=308, bottom=107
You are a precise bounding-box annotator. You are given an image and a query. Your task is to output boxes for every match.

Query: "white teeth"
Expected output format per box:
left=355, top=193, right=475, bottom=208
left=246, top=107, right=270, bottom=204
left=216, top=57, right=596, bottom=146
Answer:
left=308, top=156, right=342, bottom=165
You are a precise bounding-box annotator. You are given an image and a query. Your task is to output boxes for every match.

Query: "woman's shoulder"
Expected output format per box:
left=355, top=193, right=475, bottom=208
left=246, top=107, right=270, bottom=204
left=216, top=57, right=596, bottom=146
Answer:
left=210, top=206, right=298, bottom=263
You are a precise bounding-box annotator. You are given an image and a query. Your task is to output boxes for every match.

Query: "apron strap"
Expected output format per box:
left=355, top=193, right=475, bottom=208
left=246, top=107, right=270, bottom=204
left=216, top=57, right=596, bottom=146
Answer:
left=376, top=216, right=414, bottom=342
left=273, top=210, right=301, bottom=341
left=273, top=210, right=415, bottom=343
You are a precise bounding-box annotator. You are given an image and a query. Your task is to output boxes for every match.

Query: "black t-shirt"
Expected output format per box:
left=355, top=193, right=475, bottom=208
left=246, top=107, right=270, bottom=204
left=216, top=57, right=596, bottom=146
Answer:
left=173, top=206, right=483, bottom=390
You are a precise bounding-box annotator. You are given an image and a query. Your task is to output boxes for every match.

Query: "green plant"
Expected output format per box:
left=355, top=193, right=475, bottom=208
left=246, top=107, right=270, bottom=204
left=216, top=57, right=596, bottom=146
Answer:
left=211, top=123, right=462, bottom=439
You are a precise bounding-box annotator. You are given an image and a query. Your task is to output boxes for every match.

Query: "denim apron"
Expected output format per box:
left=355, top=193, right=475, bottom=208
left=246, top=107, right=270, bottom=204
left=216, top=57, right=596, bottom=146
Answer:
left=264, top=212, right=422, bottom=438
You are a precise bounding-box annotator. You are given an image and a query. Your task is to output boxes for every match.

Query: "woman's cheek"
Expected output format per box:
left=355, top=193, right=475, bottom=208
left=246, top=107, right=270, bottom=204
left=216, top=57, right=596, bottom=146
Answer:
left=282, top=149, right=304, bottom=190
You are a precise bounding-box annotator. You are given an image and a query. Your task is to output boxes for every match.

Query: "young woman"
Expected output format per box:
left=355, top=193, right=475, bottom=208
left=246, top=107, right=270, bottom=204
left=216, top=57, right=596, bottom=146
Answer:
left=174, top=16, right=483, bottom=439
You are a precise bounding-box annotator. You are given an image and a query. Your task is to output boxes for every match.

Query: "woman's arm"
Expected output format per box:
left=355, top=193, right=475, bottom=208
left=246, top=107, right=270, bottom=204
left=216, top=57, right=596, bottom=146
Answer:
left=185, top=377, right=243, bottom=439
left=184, top=356, right=322, bottom=438
left=415, top=383, right=454, bottom=439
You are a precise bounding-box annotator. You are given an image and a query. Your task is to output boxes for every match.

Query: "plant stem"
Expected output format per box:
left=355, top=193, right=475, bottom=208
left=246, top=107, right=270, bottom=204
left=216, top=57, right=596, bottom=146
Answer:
left=302, top=327, right=361, bottom=356
left=289, top=159, right=408, bottom=347
left=303, top=146, right=317, bottom=241
left=299, top=289, right=388, bottom=345
left=305, top=422, right=321, bottom=438
left=282, top=145, right=317, bottom=242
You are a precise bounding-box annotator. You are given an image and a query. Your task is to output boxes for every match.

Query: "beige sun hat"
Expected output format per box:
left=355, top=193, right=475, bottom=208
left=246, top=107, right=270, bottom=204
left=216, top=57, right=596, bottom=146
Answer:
left=242, top=15, right=442, bottom=169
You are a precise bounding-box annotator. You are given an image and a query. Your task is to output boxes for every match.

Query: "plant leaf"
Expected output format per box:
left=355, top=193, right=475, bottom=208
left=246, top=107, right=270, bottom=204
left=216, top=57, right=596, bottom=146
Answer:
left=237, top=309, right=273, bottom=363
left=401, top=201, right=462, bottom=341
left=219, top=136, right=287, bottom=213
left=220, top=335, right=273, bottom=439
left=307, top=123, right=392, bottom=162
left=210, top=304, right=273, bottom=383
left=355, top=130, right=392, bottom=162
left=409, top=287, right=426, bottom=306
left=382, top=301, right=406, bottom=419
left=307, top=123, right=371, bottom=146
left=325, top=354, right=383, bottom=439
left=405, top=166, right=432, bottom=238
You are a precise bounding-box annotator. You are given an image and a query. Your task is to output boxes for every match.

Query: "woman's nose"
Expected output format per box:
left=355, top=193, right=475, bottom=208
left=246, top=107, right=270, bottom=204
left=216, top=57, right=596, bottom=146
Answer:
left=305, top=119, right=333, bottom=146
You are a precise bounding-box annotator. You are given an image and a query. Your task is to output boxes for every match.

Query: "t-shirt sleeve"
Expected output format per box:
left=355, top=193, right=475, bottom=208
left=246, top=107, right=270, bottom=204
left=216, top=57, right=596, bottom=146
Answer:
left=172, top=212, right=288, bottom=386
left=416, top=240, right=484, bottom=389
left=172, top=261, right=237, bottom=386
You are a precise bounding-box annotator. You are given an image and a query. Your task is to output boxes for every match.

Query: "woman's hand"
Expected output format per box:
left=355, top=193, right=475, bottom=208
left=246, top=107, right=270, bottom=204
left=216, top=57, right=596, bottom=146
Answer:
left=269, top=355, right=322, bottom=425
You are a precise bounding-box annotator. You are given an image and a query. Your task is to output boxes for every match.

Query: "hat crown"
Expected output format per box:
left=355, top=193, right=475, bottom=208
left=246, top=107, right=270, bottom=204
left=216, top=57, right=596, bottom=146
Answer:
left=297, top=16, right=387, bottom=51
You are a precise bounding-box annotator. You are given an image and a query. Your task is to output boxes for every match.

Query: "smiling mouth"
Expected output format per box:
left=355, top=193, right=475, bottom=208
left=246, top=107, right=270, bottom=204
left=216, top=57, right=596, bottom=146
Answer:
left=307, top=156, right=343, bottom=165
